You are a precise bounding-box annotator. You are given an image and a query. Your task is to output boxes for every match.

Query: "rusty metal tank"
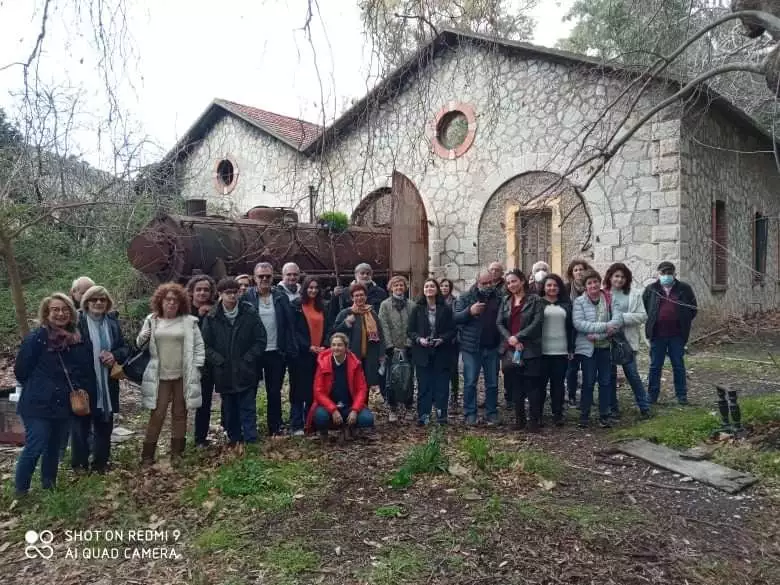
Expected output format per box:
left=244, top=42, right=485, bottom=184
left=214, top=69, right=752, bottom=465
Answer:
left=127, top=211, right=391, bottom=283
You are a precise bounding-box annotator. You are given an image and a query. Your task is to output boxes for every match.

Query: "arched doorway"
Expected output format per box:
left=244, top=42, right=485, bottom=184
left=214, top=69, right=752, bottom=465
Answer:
left=352, top=172, right=429, bottom=297
left=478, top=171, right=590, bottom=274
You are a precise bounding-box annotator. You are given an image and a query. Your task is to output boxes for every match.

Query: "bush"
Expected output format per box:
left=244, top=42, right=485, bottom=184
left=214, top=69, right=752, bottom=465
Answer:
left=318, top=211, right=349, bottom=233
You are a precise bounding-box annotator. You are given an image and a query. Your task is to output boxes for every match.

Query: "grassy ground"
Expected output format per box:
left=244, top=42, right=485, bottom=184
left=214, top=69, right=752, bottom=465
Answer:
left=0, top=329, right=779, bottom=584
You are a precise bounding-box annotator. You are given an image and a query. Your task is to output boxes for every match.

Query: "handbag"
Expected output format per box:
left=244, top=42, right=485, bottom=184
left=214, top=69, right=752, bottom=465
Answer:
left=58, top=353, right=91, bottom=417
left=120, top=347, right=151, bottom=385
left=605, top=292, right=633, bottom=366
left=386, top=349, right=413, bottom=405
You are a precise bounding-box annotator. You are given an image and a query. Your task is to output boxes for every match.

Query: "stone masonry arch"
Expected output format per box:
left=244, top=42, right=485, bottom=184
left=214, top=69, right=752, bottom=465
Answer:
left=478, top=171, right=591, bottom=274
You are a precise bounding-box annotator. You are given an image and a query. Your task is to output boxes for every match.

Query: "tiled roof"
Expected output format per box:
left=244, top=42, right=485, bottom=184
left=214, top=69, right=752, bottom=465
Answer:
left=215, top=99, right=322, bottom=150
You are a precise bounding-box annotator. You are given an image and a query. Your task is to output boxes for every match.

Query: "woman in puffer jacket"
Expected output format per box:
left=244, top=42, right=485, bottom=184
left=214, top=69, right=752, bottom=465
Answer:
left=602, top=263, right=651, bottom=419
left=137, top=283, right=204, bottom=466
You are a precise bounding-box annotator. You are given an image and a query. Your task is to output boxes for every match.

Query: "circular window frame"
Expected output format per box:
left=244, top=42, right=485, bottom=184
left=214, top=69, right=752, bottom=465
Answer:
left=213, top=156, right=239, bottom=195
left=431, top=102, right=476, bottom=159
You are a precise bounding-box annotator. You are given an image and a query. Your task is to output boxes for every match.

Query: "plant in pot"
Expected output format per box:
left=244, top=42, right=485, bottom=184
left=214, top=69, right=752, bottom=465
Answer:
left=318, top=211, right=349, bottom=233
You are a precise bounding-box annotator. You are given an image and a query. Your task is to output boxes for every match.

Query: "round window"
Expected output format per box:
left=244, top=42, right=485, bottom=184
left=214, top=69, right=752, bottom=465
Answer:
left=436, top=111, right=469, bottom=150
left=216, top=159, right=235, bottom=187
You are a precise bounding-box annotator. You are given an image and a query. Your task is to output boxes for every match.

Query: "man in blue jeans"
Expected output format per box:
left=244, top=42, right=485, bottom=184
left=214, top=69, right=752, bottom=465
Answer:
left=454, top=270, right=501, bottom=425
left=642, top=261, right=698, bottom=405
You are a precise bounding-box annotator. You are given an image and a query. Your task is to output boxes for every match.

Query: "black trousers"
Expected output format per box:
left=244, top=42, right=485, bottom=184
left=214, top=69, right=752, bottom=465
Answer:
left=504, top=367, right=542, bottom=428
left=540, top=355, right=569, bottom=421
left=260, top=351, right=286, bottom=435
left=71, top=413, right=113, bottom=472
left=290, top=353, right=316, bottom=430
left=194, top=370, right=215, bottom=445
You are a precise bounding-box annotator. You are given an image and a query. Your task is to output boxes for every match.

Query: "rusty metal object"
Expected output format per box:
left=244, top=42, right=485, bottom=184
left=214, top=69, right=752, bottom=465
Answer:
left=245, top=206, right=299, bottom=224
left=128, top=212, right=392, bottom=283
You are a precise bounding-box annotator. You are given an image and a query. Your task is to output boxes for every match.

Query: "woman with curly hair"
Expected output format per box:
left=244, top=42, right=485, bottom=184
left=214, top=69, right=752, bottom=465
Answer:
left=137, top=283, right=205, bottom=465
left=565, top=258, right=593, bottom=406
left=14, top=293, right=92, bottom=495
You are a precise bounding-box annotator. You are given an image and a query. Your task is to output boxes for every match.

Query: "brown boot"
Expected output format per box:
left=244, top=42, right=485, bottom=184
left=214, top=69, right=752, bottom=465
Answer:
left=141, top=442, right=156, bottom=467
left=170, top=438, right=186, bottom=463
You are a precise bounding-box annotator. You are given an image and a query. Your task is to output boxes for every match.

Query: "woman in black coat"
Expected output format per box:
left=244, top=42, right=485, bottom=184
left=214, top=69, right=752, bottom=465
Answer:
left=407, top=279, right=456, bottom=425
left=201, top=278, right=267, bottom=447
left=74, top=285, right=130, bottom=473
left=291, top=276, right=331, bottom=435
left=14, top=293, right=91, bottom=495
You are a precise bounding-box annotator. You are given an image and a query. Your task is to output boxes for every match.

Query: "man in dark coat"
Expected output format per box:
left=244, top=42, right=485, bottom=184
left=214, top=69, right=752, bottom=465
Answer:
left=642, top=261, right=698, bottom=405
left=202, top=278, right=267, bottom=445
left=454, top=270, right=502, bottom=425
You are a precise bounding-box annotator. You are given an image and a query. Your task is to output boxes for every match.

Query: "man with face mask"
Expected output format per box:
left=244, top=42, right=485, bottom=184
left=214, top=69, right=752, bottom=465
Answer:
left=642, top=261, right=697, bottom=405
left=454, top=269, right=502, bottom=425
left=528, top=261, right=549, bottom=296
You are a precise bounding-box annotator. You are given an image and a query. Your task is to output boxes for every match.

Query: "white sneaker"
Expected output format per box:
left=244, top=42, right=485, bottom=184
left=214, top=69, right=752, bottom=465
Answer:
left=292, top=429, right=305, bottom=437
left=388, top=411, right=399, bottom=423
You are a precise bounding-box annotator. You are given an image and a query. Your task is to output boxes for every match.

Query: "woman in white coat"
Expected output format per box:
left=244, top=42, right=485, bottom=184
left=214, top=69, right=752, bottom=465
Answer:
left=603, top=263, right=651, bottom=419
left=137, top=282, right=205, bottom=465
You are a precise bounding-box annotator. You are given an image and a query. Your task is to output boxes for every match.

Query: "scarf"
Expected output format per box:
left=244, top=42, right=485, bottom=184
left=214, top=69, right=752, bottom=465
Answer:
left=223, top=303, right=239, bottom=324
left=391, top=294, right=407, bottom=311
left=571, top=281, right=585, bottom=298
left=46, top=325, right=80, bottom=352
left=351, top=303, right=379, bottom=358
left=86, top=313, right=113, bottom=418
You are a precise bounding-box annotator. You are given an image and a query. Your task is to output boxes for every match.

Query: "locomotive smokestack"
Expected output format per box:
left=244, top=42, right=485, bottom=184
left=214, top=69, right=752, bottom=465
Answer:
left=185, top=199, right=207, bottom=217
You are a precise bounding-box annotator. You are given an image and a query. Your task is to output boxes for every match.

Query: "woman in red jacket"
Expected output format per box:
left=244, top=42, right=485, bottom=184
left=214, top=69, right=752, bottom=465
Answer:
left=306, top=333, right=375, bottom=438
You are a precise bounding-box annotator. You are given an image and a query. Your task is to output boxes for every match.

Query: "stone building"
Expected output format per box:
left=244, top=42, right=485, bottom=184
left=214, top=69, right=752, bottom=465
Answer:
left=166, top=28, right=780, bottom=315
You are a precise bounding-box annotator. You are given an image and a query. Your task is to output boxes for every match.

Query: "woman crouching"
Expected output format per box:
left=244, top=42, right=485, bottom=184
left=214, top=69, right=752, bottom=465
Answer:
left=306, top=333, right=375, bottom=440
left=137, top=283, right=205, bottom=465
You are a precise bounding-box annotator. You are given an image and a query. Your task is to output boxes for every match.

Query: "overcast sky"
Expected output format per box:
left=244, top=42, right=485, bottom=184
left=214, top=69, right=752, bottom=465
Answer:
left=0, top=0, right=575, bottom=168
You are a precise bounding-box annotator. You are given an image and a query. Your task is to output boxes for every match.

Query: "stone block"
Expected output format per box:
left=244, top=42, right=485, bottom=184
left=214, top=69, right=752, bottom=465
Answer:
left=459, top=238, right=476, bottom=253
left=651, top=120, right=680, bottom=140
left=632, top=225, right=652, bottom=243
left=627, top=243, right=659, bottom=261
left=658, top=207, right=680, bottom=224
left=658, top=242, right=679, bottom=260
left=665, top=190, right=681, bottom=207
left=613, top=246, right=628, bottom=261
left=445, top=234, right=459, bottom=254
left=635, top=193, right=651, bottom=211
left=430, top=238, right=445, bottom=255
left=444, top=263, right=460, bottom=280
left=659, top=138, right=681, bottom=157
left=660, top=172, right=679, bottom=191
left=652, top=225, right=680, bottom=242
left=594, top=246, right=613, bottom=262
left=462, top=252, right=479, bottom=265
left=634, top=210, right=659, bottom=226
left=651, top=191, right=667, bottom=209
left=651, top=155, right=679, bottom=175
left=610, top=213, right=631, bottom=229
left=622, top=162, right=640, bottom=179
left=635, top=176, right=658, bottom=192
left=598, top=229, right=621, bottom=246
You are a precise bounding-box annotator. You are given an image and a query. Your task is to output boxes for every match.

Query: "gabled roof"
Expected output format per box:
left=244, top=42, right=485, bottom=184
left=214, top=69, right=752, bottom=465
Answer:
left=303, top=27, right=771, bottom=154
left=166, top=98, right=322, bottom=162
left=170, top=28, right=770, bottom=165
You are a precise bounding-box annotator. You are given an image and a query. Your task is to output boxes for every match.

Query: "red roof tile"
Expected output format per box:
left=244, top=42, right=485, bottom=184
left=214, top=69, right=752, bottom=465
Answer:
left=216, top=99, right=322, bottom=150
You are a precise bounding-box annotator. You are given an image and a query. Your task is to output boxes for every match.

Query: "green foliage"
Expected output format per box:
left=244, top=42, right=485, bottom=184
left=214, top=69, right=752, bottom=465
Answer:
left=194, top=523, right=247, bottom=553
left=389, top=428, right=449, bottom=488
left=375, top=505, right=404, bottom=518
left=516, top=449, right=566, bottom=481
left=183, top=452, right=318, bottom=513
left=318, top=211, right=349, bottom=233
left=459, top=436, right=521, bottom=472
left=363, top=546, right=427, bottom=585
left=559, top=503, right=643, bottom=534
left=262, top=540, right=321, bottom=578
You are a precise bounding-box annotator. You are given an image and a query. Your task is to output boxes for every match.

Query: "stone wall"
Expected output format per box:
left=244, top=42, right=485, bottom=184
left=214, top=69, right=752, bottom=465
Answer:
left=681, top=106, right=780, bottom=314
left=177, top=115, right=314, bottom=218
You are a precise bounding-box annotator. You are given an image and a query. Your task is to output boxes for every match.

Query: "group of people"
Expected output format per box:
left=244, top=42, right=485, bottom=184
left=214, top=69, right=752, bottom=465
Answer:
left=12, top=257, right=697, bottom=496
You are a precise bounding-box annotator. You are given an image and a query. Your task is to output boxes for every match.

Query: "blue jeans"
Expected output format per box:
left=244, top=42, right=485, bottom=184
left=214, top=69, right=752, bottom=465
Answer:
left=610, top=355, right=650, bottom=413
left=462, top=348, right=499, bottom=421
left=580, top=348, right=612, bottom=422
left=222, top=389, right=258, bottom=444
left=416, top=365, right=450, bottom=423
left=71, top=414, right=114, bottom=472
left=647, top=336, right=688, bottom=403
left=312, top=406, right=374, bottom=430
left=566, top=354, right=584, bottom=401
left=15, top=417, right=69, bottom=493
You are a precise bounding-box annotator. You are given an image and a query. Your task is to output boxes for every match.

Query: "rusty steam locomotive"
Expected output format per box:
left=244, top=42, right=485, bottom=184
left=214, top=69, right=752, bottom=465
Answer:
left=128, top=173, right=429, bottom=293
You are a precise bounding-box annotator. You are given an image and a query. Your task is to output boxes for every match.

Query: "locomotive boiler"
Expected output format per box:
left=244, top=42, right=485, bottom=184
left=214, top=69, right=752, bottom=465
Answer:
left=128, top=205, right=392, bottom=285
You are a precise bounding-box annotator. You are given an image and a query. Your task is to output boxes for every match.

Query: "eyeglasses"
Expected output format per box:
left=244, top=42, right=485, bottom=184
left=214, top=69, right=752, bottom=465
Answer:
left=255, top=274, right=272, bottom=280
left=91, top=298, right=108, bottom=303
left=49, top=307, right=70, bottom=314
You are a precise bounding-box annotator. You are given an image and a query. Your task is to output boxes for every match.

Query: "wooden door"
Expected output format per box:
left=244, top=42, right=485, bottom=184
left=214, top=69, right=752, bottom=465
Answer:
left=518, top=210, right=552, bottom=273
left=390, top=171, right=428, bottom=298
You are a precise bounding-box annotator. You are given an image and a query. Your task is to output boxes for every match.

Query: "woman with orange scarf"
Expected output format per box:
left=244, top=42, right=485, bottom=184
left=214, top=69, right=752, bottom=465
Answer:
left=333, top=282, right=386, bottom=391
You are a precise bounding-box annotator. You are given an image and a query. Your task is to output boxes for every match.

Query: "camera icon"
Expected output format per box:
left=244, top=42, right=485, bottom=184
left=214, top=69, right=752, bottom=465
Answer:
left=24, top=530, right=54, bottom=560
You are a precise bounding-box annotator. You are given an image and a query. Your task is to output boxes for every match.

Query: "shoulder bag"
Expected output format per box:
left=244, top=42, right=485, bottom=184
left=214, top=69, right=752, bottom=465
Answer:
left=58, top=352, right=91, bottom=417
left=606, top=294, right=633, bottom=366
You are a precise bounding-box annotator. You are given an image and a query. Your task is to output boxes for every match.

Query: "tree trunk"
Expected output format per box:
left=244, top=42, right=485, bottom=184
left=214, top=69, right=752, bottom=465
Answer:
left=0, top=231, right=29, bottom=338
